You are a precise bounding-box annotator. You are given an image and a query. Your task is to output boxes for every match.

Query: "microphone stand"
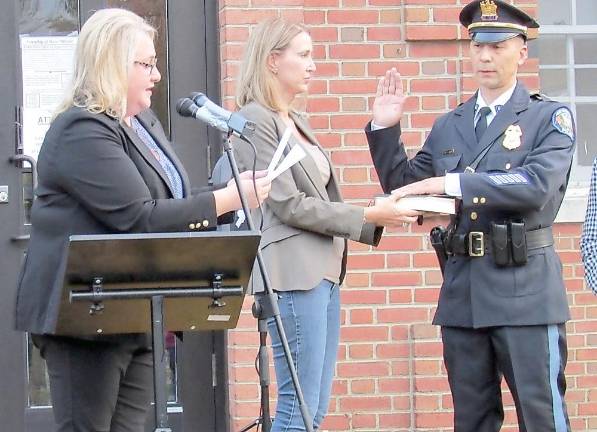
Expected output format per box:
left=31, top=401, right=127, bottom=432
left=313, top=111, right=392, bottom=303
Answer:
left=223, top=132, right=314, bottom=432
left=238, top=295, right=273, bottom=432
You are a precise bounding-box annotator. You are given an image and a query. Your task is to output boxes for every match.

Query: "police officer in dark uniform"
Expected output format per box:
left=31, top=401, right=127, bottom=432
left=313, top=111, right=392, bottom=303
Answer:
left=365, top=1, right=575, bottom=430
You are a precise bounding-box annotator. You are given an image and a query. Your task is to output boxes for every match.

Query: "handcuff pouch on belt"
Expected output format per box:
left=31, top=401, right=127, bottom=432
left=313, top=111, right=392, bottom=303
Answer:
left=509, top=221, right=528, bottom=265
left=490, top=222, right=509, bottom=266
left=490, top=220, right=528, bottom=266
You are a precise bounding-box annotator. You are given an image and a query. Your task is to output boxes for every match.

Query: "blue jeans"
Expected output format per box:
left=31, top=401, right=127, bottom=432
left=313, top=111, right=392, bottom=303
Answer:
left=267, top=279, right=341, bottom=432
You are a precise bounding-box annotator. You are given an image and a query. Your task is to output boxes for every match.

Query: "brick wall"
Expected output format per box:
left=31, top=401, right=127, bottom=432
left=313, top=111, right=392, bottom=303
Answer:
left=218, top=1, right=596, bottom=430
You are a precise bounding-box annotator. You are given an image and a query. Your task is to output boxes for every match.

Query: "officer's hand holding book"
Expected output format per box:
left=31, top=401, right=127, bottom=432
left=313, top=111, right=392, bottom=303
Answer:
left=389, top=177, right=457, bottom=215
left=392, top=176, right=446, bottom=197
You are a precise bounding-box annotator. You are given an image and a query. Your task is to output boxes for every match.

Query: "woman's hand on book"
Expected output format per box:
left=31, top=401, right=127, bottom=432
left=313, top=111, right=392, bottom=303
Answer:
left=364, top=195, right=421, bottom=227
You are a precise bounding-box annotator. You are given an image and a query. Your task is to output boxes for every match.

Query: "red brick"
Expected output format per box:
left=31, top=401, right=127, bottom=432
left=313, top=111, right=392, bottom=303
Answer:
left=328, top=10, right=379, bottom=24
left=331, top=114, right=375, bottom=129
left=341, top=326, right=389, bottom=342
left=339, top=396, right=392, bottom=411
left=350, top=379, right=376, bottom=393
left=304, top=10, right=326, bottom=24
left=372, top=271, right=423, bottom=287
left=377, top=343, right=410, bottom=358
left=369, top=61, right=420, bottom=77
left=341, top=289, right=386, bottom=304
left=330, top=78, right=377, bottom=94
left=349, top=308, right=374, bottom=324
left=379, top=377, right=410, bottom=393
left=405, top=0, right=457, bottom=3
left=409, top=40, right=459, bottom=57
left=304, top=0, right=339, bottom=6
left=337, top=361, right=390, bottom=378
left=348, top=344, right=375, bottom=359
left=411, top=77, right=456, bottom=93
left=406, top=24, right=458, bottom=41
left=379, top=412, right=412, bottom=428
left=406, top=7, right=430, bottom=22
left=330, top=43, right=381, bottom=59
left=389, top=288, right=414, bottom=303
left=309, top=26, right=338, bottom=42
left=416, top=411, right=454, bottom=428
left=352, top=413, right=377, bottom=428
left=433, top=7, right=461, bottom=23
left=368, top=27, right=402, bottom=41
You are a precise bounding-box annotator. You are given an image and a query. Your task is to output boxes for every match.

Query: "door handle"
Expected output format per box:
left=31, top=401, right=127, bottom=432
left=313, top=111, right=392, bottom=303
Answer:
left=9, top=154, right=37, bottom=242
left=9, top=154, right=37, bottom=191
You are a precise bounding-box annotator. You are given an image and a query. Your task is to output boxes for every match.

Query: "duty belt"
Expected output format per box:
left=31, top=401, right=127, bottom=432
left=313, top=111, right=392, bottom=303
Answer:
left=447, top=226, right=554, bottom=257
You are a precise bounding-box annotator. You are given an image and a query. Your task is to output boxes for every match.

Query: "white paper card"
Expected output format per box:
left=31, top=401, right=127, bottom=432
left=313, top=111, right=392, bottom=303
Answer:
left=267, top=127, right=293, bottom=173
left=267, top=144, right=306, bottom=181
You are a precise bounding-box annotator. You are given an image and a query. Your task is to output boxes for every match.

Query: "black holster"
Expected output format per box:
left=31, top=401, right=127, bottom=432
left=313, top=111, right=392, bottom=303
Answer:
left=430, top=226, right=448, bottom=275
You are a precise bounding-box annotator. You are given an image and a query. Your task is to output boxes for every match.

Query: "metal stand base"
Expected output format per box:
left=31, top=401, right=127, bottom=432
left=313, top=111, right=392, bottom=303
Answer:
left=238, top=296, right=275, bottom=432
left=151, top=295, right=172, bottom=432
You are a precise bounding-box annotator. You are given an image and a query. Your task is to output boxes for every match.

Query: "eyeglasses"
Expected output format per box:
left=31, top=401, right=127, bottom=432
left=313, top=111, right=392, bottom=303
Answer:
left=134, top=58, right=158, bottom=75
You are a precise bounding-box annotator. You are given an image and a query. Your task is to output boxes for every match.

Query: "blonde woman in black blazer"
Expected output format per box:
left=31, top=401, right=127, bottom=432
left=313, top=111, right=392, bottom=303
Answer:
left=233, top=18, right=420, bottom=432
left=14, top=9, right=270, bottom=432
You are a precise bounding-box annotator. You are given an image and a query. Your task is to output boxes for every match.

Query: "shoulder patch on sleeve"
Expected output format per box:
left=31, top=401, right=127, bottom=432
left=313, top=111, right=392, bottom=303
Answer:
left=552, top=107, right=575, bottom=141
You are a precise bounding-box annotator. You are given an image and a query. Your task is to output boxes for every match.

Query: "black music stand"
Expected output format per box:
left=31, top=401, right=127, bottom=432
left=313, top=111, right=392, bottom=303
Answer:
left=54, top=231, right=260, bottom=432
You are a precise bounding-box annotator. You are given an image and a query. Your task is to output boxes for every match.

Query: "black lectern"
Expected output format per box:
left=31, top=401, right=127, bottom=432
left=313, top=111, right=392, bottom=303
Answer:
left=55, top=231, right=260, bottom=432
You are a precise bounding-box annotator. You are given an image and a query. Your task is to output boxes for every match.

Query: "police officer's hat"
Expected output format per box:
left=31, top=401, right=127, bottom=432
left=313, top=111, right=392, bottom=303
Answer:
left=460, top=0, right=539, bottom=44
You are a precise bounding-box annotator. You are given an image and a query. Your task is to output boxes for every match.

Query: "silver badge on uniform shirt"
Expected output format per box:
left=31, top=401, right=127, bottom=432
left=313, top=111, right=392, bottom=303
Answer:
left=502, top=125, right=522, bottom=150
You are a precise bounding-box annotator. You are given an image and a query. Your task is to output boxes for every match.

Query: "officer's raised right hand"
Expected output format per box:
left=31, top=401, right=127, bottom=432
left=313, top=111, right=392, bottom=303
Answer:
left=372, top=67, right=408, bottom=128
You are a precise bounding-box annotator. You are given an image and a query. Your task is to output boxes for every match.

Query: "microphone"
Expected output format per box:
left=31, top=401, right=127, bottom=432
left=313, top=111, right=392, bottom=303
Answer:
left=190, top=92, right=255, bottom=138
left=176, top=97, right=230, bottom=133
left=179, top=92, right=255, bottom=138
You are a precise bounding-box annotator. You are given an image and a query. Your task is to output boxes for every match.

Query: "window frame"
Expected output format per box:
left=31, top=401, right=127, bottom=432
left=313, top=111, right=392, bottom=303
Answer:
left=537, top=1, right=597, bottom=222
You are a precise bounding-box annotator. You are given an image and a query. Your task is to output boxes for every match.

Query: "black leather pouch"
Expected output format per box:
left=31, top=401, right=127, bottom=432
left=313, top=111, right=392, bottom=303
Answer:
left=510, top=221, right=527, bottom=265
left=490, top=222, right=510, bottom=266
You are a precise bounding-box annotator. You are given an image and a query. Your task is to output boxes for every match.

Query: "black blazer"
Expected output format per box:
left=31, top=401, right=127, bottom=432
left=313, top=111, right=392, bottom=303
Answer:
left=15, top=107, right=220, bottom=334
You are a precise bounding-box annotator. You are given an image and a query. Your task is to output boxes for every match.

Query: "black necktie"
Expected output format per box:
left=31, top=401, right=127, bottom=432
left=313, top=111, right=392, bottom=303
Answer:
left=475, top=106, right=492, bottom=142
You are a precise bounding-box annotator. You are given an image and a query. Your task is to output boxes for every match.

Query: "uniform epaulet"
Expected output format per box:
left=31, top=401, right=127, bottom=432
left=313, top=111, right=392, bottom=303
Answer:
left=531, top=93, right=552, bottom=102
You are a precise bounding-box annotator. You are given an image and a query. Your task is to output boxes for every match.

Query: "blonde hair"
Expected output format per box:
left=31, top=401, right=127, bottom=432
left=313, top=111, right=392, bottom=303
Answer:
left=236, top=18, right=308, bottom=112
left=54, top=8, right=156, bottom=120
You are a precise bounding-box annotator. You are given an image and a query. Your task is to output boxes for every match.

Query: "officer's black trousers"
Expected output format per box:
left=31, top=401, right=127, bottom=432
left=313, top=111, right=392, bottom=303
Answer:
left=442, top=324, right=570, bottom=432
left=33, top=334, right=153, bottom=432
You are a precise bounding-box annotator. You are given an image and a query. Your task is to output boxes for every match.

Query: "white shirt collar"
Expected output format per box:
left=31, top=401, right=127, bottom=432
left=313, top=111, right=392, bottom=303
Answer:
left=475, top=81, right=517, bottom=115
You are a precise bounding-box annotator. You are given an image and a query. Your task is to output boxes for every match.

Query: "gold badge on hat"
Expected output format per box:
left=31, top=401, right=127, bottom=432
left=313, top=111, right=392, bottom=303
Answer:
left=480, top=0, right=498, bottom=21
left=503, top=125, right=522, bottom=150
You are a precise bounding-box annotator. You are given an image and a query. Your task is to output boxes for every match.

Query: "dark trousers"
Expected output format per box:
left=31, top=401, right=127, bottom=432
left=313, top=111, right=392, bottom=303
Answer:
left=33, top=334, right=153, bottom=432
left=441, top=325, right=570, bottom=432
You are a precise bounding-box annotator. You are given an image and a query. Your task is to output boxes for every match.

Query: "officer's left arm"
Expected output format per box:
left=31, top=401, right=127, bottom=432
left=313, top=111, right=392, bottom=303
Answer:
left=459, top=106, right=576, bottom=212
left=581, top=158, right=597, bottom=294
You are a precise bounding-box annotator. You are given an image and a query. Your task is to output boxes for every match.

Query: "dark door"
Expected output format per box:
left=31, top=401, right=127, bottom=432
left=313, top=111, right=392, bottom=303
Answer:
left=0, top=1, right=227, bottom=431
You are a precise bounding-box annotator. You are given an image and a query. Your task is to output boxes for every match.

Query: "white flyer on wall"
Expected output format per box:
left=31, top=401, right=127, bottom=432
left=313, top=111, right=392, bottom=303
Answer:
left=20, top=34, right=77, bottom=161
